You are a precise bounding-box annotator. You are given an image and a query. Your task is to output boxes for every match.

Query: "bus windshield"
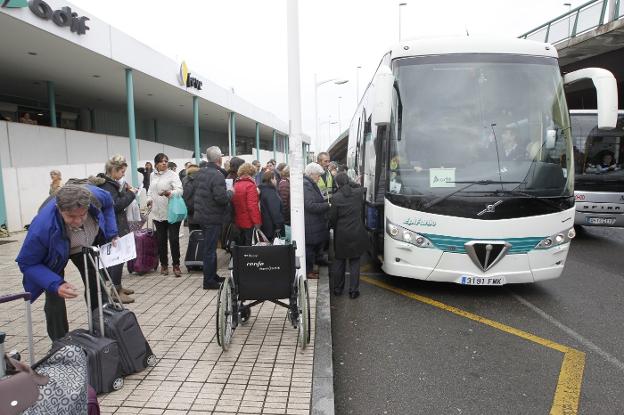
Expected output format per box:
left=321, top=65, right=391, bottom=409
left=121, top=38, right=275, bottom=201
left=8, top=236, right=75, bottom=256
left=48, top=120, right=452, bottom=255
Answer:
left=388, top=54, right=574, bottom=218
left=571, top=112, right=624, bottom=192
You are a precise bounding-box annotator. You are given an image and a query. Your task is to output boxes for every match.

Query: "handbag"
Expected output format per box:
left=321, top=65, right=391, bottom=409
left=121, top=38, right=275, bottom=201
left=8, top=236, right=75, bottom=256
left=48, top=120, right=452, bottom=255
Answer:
left=0, top=355, right=48, bottom=415
left=167, top=195, right=188, bottom=223
left=24, top=345, right=89, bottom=415
left=252, top=228, right=271, bottom=246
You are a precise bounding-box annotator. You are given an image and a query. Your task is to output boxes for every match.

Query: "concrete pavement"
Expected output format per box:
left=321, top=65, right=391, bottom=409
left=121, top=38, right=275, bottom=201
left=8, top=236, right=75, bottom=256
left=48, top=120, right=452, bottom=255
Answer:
left=0, top=229, right=334, bottom=415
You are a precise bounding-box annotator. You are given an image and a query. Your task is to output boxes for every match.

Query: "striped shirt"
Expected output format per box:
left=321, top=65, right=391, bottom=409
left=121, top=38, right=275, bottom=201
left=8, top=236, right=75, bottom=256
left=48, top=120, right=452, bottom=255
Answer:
left=67, top=215, right=99, bottom=255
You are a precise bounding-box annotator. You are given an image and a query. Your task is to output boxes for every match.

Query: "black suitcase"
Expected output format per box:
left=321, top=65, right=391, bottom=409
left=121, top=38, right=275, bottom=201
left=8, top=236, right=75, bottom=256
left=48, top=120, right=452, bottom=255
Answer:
left=93, top=248, right=157, bottom=376
left=53, top=329, right=123, bottom=394
left=53, top=247, right=124, bottom=394
left=184, top=229, right=204, bottom=271
left=92, top=304, right=156, bottom=375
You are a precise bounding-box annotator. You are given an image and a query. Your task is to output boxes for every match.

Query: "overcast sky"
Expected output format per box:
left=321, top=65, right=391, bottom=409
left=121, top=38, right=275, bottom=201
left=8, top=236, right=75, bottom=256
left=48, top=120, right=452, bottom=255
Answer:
left=71, top=0, right=586, bottom=152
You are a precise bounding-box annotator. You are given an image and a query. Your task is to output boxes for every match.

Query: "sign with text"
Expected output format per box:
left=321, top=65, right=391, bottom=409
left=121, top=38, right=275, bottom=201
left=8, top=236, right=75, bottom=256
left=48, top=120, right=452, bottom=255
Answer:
left=430, top=168, right=456, bottom=188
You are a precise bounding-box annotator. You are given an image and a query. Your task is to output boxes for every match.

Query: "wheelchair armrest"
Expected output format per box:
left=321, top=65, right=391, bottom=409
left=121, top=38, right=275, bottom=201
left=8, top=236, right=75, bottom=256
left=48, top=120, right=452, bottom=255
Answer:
left=295, top=256, right=301, bottom=269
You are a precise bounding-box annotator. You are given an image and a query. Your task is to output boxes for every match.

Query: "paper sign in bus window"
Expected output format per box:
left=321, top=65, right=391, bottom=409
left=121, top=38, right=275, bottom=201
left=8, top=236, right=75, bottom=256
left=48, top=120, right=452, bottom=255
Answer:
left=430, top=168, right=456, bottom=188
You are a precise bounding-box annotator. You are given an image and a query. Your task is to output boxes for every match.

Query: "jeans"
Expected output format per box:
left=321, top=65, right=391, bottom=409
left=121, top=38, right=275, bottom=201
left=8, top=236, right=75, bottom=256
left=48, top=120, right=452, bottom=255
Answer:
left=202, top=224, right=221, bottom=286
left=153, top=220, right=181, bottom=267
left=331, top=257, right=361, bottom=294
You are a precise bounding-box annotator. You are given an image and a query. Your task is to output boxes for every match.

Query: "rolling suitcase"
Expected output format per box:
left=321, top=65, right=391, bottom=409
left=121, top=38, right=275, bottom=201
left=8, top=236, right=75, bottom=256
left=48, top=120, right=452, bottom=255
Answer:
left=92, top=254, right=157, bottom=376
left=184, top=229, right=204, bottom=271
left=0, top=293, right=90, bottom=414
left=127, top=228, right=159, bottom=274
left=53, top=247, right=124, bottom=394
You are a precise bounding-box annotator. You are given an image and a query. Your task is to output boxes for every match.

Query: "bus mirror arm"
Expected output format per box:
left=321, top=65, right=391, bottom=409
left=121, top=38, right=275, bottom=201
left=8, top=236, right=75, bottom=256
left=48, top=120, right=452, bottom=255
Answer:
left=372, top=65, right=394, bottom=126
left=564, top=68, right=618, bottom=129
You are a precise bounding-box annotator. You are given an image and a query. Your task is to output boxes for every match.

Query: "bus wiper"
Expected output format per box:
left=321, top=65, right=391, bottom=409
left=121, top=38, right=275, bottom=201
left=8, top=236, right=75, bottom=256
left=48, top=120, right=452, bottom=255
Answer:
left=492, top=189, right=567, bottom=211
left=423, top=180, right=522, bottom=209
left=393, top=81, right=403, bottom=141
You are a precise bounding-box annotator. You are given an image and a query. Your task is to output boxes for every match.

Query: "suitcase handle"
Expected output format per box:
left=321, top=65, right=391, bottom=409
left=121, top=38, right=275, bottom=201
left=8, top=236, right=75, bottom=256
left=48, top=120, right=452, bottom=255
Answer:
left=0, top=292, right=35, bottom=365
left=0, top=292, right=32, bottom=304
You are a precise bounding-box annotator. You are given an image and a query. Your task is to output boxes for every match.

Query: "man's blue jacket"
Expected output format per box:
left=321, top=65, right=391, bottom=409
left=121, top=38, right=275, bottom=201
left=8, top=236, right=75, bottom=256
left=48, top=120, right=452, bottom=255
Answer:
left=15, top=185, right=118, bottom=302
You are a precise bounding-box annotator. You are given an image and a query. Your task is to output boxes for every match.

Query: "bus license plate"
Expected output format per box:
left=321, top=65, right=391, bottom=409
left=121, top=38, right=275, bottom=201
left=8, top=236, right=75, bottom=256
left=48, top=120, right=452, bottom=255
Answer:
left=586, top=217, right=616, bottom=225
left=459, top=275, right=505, bottom=286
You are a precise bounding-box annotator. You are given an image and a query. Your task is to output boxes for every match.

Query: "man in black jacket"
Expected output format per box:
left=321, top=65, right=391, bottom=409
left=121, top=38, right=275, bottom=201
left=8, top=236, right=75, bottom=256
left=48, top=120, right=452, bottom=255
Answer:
left=193, top=146, right=232, bottom=289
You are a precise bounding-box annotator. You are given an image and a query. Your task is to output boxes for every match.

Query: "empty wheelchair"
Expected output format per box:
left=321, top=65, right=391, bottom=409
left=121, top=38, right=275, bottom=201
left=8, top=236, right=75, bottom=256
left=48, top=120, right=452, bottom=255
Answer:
left=216, top=242, right=311, bottom=351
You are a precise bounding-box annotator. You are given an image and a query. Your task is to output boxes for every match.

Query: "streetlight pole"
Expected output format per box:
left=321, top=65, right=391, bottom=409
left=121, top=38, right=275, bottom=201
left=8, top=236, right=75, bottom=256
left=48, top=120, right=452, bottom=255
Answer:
left=314, top=75, right=348, bottom=152
left=564, top=2, right=572, bottom=37
left=337, top=96, right=342, bottom=135
left=399, top=2, right=407, bottom=41
left=287, top=0, right=306, bottom=265
left=356, top=65, right=362, bottom=106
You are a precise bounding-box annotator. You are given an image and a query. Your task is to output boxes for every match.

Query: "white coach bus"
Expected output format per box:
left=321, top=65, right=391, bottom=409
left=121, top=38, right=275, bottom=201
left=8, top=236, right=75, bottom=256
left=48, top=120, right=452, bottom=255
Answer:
left=348, top=37, right=617, bottom=285
left=570, top=110, right=624, bottom=228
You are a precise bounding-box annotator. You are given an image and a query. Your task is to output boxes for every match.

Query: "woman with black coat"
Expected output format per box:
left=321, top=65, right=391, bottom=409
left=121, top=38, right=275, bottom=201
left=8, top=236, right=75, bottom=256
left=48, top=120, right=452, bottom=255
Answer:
left=258, top=170, right=284, bottom=241
left=328, top=172, right=370, bottom=298
left=303, top=162, right=330, bottom=279
left=96, top=155, right=138, bottom=303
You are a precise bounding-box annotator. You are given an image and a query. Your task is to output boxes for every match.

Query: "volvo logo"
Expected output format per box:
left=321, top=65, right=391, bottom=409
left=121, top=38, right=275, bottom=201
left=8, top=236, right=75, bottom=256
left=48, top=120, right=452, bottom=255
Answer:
left=477, top=200, right=503, bottom=216
left=465, top=241, right=510, bottom=271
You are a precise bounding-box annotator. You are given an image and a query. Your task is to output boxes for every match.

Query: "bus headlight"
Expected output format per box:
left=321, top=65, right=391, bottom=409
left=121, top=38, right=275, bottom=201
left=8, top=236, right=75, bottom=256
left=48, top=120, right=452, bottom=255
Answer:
left=386, top=220, right=434, bottom=248
left=535, top=228, right=575, bottom=249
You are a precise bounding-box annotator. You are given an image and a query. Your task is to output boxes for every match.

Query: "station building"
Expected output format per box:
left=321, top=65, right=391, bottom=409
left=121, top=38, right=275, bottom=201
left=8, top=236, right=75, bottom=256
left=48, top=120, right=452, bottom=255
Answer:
left=0, top=0, right=306, bottom=232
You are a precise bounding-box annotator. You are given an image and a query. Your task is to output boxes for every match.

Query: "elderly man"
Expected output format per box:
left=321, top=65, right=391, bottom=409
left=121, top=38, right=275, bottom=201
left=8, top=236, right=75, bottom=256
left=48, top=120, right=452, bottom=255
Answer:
left=303, top=162, right=330, bottom=279
left=16, top=184, right=118, bottom=341
left=193, top=146, right=232, bottom=289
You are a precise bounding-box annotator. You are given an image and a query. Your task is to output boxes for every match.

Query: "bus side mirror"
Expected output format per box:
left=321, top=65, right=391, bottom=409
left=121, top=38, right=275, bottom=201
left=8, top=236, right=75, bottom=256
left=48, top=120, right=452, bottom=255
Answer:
left=564, top=68, right=618, bottom=129
left=372, top=65, right=394, bottom=126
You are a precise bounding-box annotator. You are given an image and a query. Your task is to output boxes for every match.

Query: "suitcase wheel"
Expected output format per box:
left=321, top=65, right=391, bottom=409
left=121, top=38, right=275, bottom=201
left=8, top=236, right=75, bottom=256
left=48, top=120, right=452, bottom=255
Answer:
left=112, top=377, right=124, bottom=391
left=145, top=354, right=158, bottom=367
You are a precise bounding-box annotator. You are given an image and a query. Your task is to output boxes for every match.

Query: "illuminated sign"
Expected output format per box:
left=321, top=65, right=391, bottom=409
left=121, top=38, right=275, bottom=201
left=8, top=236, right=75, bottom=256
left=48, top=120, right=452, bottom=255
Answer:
left=179, top=61, right=203, bottom=90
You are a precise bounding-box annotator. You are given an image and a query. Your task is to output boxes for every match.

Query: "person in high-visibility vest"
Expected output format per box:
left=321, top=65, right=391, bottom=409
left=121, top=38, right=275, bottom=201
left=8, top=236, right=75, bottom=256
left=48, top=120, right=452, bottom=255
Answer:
left=316, top=152, right=334, bottom=202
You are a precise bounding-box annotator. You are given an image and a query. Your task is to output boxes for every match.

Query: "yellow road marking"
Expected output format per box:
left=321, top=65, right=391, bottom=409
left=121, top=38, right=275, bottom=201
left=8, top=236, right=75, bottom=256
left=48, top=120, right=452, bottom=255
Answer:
left=361, top=276, right=586, bottom=415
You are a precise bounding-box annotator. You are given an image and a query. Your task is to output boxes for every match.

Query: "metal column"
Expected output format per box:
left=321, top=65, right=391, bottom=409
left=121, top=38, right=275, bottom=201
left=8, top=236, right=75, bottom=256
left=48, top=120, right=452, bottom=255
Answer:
left=285, top=135, right=289, bottom=163
left=47, top=81, right=56, bottom=127
left=193, top=96, right=200, bottom=165
left=125, top=69, right=139, bottom=188
left=255, top=122, right=260, bottom=162
left=230, top=112, right=237, bottom=156
left=273, top=130, right=277, bottom=161
left=0, top=124, right=7, bottom=230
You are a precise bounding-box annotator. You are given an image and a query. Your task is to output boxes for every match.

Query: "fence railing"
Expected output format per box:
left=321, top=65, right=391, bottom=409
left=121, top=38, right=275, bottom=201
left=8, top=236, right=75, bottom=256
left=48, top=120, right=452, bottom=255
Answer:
left=519, top=0, right=624, bottom=44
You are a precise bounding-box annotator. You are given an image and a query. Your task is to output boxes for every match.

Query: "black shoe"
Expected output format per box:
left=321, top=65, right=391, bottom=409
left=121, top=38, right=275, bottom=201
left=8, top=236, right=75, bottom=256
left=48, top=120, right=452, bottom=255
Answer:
left=203, top=281, right=220, bottom=290
left=215, top=276, right=225, bottom=283
left=333, top=289, right=343, bottom=296
left=349, top=291, right=360, bottom=299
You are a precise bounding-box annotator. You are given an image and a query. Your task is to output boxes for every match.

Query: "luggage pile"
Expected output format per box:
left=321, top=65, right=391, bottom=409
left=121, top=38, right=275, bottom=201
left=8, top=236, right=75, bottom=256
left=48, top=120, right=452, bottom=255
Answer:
left=55, top=247, right=157, bottom=394
left=0, top=293, right=100, bottom=415
left=0, top=246, right=157, bottom=415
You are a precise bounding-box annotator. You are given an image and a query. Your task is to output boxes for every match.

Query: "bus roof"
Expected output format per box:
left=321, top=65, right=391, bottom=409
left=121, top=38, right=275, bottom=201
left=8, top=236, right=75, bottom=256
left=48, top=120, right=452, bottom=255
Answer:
left=390, top=36, right=558, bottom=60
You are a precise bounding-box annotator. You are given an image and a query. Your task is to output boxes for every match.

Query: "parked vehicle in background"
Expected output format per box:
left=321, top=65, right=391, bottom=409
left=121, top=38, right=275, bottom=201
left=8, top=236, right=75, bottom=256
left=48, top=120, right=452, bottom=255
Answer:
left=570, top=110, right=624, bottom=228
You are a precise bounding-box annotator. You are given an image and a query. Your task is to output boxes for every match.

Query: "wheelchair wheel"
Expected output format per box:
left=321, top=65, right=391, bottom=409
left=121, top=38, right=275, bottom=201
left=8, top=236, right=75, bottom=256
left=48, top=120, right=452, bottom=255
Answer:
left=216, top=277, right=234, bottom=350
left=297, top=274, right=311, bottom=348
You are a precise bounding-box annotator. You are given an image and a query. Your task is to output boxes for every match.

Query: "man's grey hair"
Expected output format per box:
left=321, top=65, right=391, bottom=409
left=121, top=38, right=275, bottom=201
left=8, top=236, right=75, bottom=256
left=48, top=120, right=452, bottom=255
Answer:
left=55, top=185, right=94, bottom=212
left=305, top=162, right=324, bottom=177
left=205, top=146, right=223, bottom=162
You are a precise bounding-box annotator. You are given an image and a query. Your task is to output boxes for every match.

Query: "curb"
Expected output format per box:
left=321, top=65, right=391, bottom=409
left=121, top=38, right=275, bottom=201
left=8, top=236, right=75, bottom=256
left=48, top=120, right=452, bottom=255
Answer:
left=311, top=266, right=335, bottom=415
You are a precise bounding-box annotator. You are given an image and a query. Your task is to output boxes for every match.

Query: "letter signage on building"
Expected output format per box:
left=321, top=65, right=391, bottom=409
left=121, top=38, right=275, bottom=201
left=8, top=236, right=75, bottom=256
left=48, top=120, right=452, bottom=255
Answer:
left=1, top=0, right=90, bottom=35
left=179, top=61, right=203, bottom=91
